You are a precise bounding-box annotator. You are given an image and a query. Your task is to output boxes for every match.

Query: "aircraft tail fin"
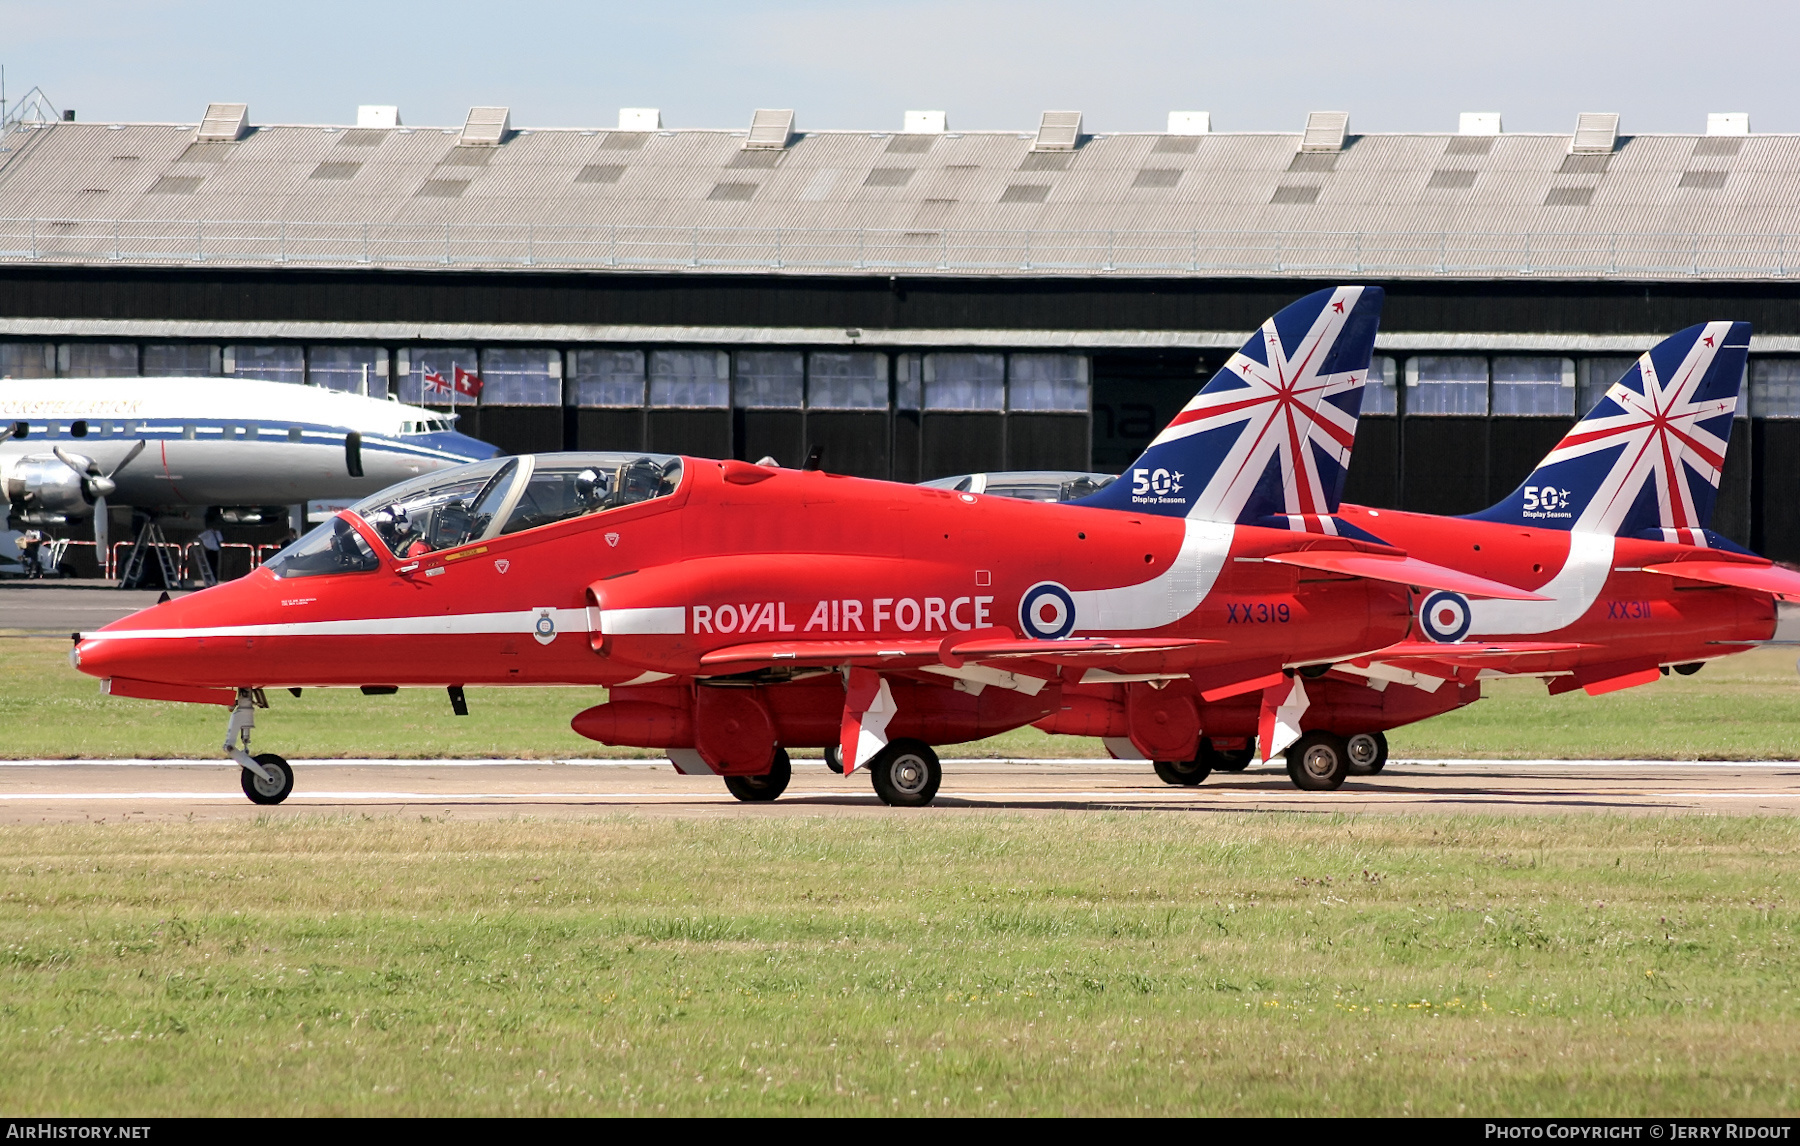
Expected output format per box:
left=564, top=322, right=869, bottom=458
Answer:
left=1073, top=285, right=1383, bottom=528
left=1469, top=321, right=1751, bottom=541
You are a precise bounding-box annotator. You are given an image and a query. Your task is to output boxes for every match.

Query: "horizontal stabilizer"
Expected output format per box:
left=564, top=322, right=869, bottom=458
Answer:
left=1261, top=550, right=1549, bottom=601
left=1642, top=559, right=1800, bottom=601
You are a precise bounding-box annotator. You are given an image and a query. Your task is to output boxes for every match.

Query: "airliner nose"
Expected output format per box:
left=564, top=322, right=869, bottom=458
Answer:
left=450, top=432, right=504, bottom=462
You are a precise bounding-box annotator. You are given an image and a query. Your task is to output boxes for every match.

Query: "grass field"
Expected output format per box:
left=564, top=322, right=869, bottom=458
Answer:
left=1, top=813, right=1795, bottom=1116
left=6, top=635, right=1800, bottom=760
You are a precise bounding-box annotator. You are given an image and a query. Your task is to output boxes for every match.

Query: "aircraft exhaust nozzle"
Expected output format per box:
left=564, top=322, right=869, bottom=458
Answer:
left=570, top=700, right=692, bottom=748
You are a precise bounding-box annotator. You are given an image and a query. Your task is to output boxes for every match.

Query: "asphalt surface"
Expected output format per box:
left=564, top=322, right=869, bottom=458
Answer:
left=0, top=580, right=177, bottom=634
left=3, top=757, right=1797, bottom=822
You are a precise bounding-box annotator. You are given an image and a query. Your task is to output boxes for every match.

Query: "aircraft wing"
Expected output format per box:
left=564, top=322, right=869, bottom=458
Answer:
left=1261, top=551, right=1549, bottom=601
left=697, top=634, right=1216, bottom=673
left=1356, top=640, right=1593, bottom=662
left=1641, top=559, right=1800, bottom=601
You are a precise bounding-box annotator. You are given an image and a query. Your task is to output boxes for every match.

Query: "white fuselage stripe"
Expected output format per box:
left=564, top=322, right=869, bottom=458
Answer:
left=80, top=607, right=593, bottom=642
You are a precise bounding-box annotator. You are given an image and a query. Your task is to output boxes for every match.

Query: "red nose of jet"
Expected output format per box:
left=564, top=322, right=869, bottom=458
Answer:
left=72, top=571, right=276, bottom=689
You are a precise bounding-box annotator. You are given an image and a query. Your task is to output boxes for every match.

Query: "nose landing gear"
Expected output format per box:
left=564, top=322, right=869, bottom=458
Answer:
left=225, top=688, right=292, bottom=805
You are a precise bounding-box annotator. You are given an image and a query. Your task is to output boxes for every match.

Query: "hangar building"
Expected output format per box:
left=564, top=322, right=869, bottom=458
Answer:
left=4, top=102, right=1800, bottom=554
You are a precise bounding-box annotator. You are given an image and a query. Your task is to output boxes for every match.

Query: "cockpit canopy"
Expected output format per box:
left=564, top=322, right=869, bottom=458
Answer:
left=265, top=451, right=682, bottom=578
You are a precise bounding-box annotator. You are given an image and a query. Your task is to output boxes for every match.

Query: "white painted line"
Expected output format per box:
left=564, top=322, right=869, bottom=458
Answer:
left=3, top=790, right=1796, bottom=804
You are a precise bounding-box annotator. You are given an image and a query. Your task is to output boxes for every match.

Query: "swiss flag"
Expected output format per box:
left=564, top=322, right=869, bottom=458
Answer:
left=453, top=365, right=483, bottom=398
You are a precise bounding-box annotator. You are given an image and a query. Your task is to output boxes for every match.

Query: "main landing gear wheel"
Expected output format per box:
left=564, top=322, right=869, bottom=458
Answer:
left=1345, top=731, right=1389, bottom=775
left=724, top=747, right=792, bottom=803
left=869, top=739, right=942, bottom=807
left=1285, top=732, right=1350, bottom=792
left=1152, top=754, right=1210, bottom=786
left=823, top=744, right=845, bottom=774
left=240, top=753, right=293, bottom=805
left=1204, top=738, right=1255, bottom=773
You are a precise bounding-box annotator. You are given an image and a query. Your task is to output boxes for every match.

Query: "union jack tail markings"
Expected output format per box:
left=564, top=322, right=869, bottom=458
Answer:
left=1472, top=321, right=1750, bottom=539
left=1077, top=285, right=1384, bottom=526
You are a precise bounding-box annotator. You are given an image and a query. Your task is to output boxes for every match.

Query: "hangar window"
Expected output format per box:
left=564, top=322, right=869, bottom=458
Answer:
left=0, top=342, right=56, bottom=378
left=650, top=350, right=729, bottom=408
left=143, top=344, right=221, bottom=377
left=572, top=350, right=646, bottom=407
left=923, top=353, right=1004, bottom=411
left=1492, top=357, right=1574, bottom=416
left=224, top=344, right=303, bottom=385
left=808, top=352, right=887, bottom=409
left=1406, top=356, right=1488, bottom=416
left=1751, top=360, right=1800, bottom=418
left=1362, top=356, right=1398, bottom=415
left=1008, top=354, right=1089, bottom=412
left=999, top=184, right=1051, bottom=204
left=309, top=346, right=387, bottom=396
left=895, top=354, right=922, bottom=411
left=707, top=182, right=758, bottom=201
left=733, top=351, right=804, bottom=408
left=1576, top=357, right=1640, bottom=417
left=575, top=164, right=625, bottom=184
left=400, top=348, right=478, bottom=405
left=60, top=343, right=139, bottom=378
left=54, top=343, right=135, bottom=378
left=481, top=348, right=563, bottom=406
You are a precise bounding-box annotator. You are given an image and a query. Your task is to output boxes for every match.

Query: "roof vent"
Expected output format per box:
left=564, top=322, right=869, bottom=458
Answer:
left=903, top=110, right=947, bottom=134
left=743, top=109, right=795, bottom=149
left=1458, top=112, right=1501, bottom=135
left=194, top=103, right=248, bottom=142
left=1300, top=111, right=1349, bottom=151
left=1033, top=111, right=1083, bottom=151
left=1167, top=111, right=1210, bottom=135
left=458, top=106, right=511, bottom=146
left=1570, top=112, right=1619, bottom=154
left=356, top=105, right=401, bottom=128
left=1707, top=112, right=1749, bottom=136
left=618, top=108, right=661, bottom=131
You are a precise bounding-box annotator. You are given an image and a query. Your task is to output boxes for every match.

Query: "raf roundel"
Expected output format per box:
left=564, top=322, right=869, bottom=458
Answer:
left=1018, top=581, right=1078, bottom=640
left=1419, top=590, right=1472, bottom=643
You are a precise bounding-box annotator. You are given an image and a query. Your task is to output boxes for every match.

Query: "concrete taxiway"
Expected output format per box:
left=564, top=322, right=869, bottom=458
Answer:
left=2, top=757, right=1797, bottom=822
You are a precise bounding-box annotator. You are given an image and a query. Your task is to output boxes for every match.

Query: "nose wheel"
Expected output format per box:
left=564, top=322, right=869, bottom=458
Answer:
left=240, top=753, right=294, bottom=804
left=224, top=688, right=293, bottom=805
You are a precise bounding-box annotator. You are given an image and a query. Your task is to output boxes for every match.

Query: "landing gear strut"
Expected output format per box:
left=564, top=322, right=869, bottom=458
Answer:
left=225, top=688, right=292, bottom=805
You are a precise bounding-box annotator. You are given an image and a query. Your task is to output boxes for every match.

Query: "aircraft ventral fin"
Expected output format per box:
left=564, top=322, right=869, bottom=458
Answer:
left=1260, top=550, right=1549, bottom=601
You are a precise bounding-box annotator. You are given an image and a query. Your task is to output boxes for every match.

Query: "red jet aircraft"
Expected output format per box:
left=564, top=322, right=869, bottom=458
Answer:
left=71, top=287, right=1544, bottom=806
left=1020, top=321, right=1800, bottom=787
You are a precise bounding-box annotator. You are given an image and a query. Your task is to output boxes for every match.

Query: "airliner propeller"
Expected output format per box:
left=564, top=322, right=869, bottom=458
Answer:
left=52, top=440, right=146, bottom=561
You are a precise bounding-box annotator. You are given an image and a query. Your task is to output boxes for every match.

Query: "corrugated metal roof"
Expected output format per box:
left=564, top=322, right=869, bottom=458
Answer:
left=2, top=117, right=1800, bottom=279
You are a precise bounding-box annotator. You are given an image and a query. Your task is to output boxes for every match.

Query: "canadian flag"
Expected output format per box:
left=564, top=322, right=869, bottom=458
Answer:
left=454, top=365, right=483, bottom=398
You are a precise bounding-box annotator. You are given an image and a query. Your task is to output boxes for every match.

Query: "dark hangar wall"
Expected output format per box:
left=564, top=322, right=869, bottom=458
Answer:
left=3, top=266, right=1800, bottom=334
left=5, top=266, right=1799, bottom=558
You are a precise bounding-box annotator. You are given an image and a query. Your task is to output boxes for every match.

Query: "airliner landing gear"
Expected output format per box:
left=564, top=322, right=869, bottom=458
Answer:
left=224, top=688, right=292, bottom=805
left=724, top=747, right=792, bottom=803
left=868, top=739, right=942, bottom=807
left=1285, top=731, right=1350, bottom=791
left=1345, top=731, right=1389, bottom=775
